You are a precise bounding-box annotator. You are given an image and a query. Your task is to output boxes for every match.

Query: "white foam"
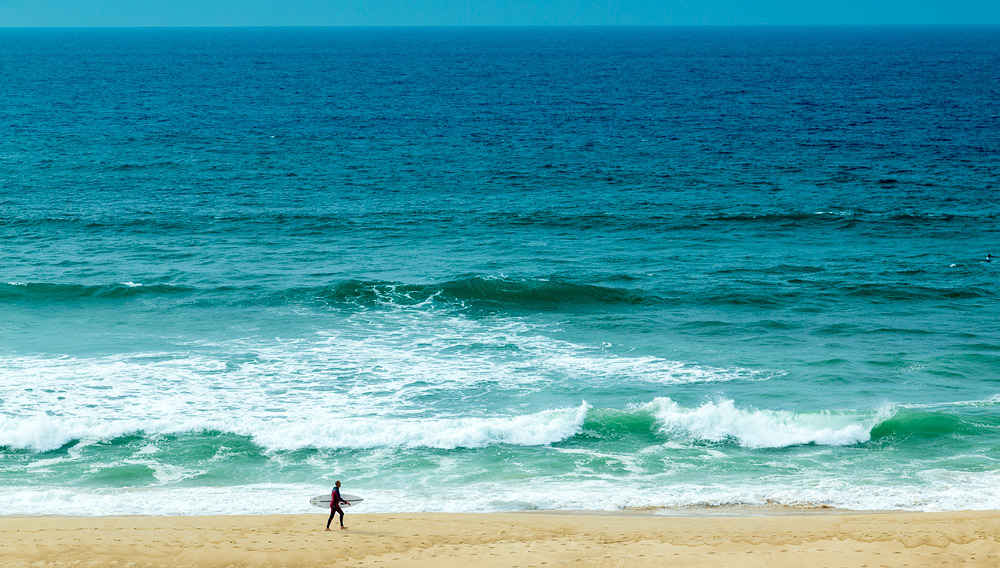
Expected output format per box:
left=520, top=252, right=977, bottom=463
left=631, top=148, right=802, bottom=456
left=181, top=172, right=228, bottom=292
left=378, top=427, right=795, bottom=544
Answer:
left=541, top=354, right=781, bottom=385
left=0, top=485, right=316, bottom=516
left=643, top=397, right=891, bottom=448
left=551, top=446, right=646, bottom=474
left=250, top=402, right=591, bottom=451
left=0, top=309, right=769, bottom=453
left=0, top=402, right=590, bottom=452
left=0, top=415, right=222, bottom=452
left=905, top=395, right=1000, bottom=409
left=6, top=468, right=1000, bottom=517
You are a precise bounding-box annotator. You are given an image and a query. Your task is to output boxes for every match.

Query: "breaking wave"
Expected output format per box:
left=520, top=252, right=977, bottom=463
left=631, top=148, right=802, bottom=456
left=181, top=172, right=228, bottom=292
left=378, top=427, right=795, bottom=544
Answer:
left=7, top=397, right=996, bottom=454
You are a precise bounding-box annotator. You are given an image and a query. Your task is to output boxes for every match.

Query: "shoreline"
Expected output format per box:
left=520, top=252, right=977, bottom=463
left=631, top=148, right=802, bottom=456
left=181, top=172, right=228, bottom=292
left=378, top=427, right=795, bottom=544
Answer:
left=0, top=505, right=908, bottom=519
left=3, top=510, right=998, bottom=567
left=0, top=504, right=920, bottom=521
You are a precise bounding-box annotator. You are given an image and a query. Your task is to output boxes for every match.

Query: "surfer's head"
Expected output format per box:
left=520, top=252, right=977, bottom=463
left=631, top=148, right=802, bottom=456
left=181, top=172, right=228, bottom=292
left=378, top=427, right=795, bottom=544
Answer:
left=335, top=480, right=341, bottom=487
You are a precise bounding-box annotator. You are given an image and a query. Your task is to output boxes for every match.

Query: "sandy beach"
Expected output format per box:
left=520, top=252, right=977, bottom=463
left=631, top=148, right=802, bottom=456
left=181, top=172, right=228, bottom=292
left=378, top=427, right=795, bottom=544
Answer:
left=2, top=510, right=998, bottom=567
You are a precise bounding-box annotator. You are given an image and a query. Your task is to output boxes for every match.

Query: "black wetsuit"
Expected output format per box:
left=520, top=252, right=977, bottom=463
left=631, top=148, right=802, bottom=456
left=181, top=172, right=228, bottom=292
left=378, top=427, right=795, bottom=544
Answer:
left=327, top=487, right=347, bottom=528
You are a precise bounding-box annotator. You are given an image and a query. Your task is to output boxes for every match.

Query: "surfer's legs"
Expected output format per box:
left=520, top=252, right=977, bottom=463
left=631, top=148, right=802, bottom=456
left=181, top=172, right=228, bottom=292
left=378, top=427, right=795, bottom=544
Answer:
left=326, top=504, right=345, bottom=530
left=326, top=507, right=344, bottom=530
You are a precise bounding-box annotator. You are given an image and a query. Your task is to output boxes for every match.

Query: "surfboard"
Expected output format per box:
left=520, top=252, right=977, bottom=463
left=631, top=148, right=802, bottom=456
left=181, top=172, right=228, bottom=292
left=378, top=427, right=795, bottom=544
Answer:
left=310, top=493, right=364, bottom=508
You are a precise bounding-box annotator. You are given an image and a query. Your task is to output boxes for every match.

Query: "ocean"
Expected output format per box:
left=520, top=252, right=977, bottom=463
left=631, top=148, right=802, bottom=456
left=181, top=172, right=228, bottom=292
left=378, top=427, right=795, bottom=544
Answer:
left=1, top=26, right=999, bottom=516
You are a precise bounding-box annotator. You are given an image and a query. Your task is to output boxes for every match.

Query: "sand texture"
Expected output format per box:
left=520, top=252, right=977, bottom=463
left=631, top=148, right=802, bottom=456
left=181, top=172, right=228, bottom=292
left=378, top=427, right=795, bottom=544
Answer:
left=2, top=511, right=999, bottom=567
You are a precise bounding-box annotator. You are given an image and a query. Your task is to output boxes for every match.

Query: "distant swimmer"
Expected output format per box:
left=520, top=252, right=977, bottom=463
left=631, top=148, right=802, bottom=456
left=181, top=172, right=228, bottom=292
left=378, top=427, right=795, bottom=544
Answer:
left=988, top=254, right=992, bottom=263
left=326, top=480, right=351, bottom=531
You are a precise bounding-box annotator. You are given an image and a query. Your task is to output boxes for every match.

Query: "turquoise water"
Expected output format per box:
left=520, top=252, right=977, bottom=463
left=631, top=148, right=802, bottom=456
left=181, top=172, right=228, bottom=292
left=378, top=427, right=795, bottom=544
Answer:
left=1, top=26, right=999, bottom=515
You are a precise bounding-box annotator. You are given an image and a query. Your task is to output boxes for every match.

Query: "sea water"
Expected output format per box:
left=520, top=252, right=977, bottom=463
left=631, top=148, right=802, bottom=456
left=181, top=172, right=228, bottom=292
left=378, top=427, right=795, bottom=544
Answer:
left=1, top=26, right=999, bottom=516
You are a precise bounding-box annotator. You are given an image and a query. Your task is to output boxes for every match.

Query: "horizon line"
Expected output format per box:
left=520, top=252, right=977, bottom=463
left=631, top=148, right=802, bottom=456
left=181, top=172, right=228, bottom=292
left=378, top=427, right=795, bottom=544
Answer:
left=2, top=23, right=999, bottom=29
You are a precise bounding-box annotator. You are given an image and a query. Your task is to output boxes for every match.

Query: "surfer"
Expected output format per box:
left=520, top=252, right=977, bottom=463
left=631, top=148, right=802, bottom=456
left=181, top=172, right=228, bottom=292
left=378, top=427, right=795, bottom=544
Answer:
left=326, top=480, right=351, bottom=531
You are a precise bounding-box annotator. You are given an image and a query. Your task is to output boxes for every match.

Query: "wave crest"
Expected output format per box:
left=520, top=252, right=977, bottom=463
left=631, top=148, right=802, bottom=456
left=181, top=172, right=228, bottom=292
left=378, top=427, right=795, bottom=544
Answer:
left=644, top=397, right=889, bottom=448
left=7, top=396, right=995, bottom=454
left=0, top=282, right=195, bottom=302
left=0, top=403, right=591, bottom=453
left=303, top=277, right=649, bottom=310
left=3, top=276, right=649, bottom=311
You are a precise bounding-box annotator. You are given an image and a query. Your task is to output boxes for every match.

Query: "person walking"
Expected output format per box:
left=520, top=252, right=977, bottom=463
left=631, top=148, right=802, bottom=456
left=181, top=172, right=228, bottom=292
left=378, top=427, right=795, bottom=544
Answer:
left=326, top=480, right=351, bottom=530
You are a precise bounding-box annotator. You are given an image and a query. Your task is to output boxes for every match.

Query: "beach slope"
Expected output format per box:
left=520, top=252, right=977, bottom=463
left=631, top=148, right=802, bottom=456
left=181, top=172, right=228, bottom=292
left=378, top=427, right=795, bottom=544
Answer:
left=2, top=511, right=999, bottom=567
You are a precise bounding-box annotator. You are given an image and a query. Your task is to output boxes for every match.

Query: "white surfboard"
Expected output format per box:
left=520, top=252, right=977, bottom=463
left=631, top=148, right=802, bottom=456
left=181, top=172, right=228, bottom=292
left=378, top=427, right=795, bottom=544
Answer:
left=310, top=493, right=364, bottom=508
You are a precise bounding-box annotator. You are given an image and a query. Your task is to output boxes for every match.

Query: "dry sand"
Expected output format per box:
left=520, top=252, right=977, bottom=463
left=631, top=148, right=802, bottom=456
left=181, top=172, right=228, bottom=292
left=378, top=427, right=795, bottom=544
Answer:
left=2, top=510, right=998, bottom=567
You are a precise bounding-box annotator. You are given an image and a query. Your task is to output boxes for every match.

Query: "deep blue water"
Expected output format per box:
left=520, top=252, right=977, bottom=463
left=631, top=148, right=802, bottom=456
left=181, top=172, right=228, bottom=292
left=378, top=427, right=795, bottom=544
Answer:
left=1, top=26, right=999, bottom=515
